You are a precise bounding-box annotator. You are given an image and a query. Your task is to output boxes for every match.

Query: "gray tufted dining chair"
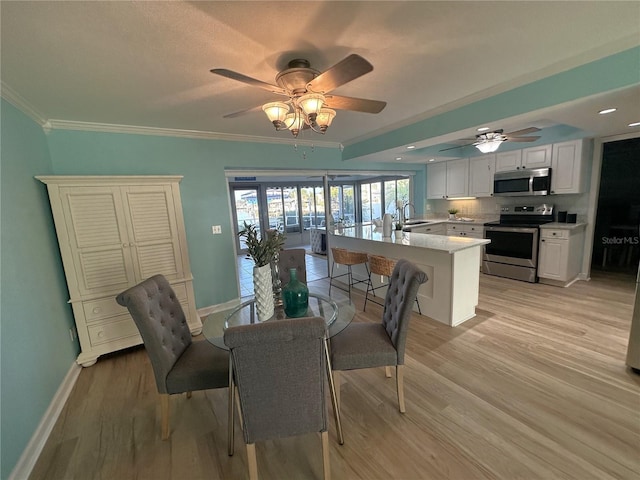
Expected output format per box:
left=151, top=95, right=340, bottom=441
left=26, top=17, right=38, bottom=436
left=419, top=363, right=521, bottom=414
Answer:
left=116, top=274, right=228, bottom=440
left=330, top=259, right=427, bottom=413
left=278, top=248, right=307, bottom=285
left=224, top=316, right=330, bottom=480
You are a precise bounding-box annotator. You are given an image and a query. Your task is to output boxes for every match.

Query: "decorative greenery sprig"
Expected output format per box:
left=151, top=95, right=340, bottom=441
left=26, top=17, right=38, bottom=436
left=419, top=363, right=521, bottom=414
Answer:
left=237, top=222, right=286, bottom=267
left=448, top=208, right=459, bottom=215
left=395, top=222, right=403, bottom=230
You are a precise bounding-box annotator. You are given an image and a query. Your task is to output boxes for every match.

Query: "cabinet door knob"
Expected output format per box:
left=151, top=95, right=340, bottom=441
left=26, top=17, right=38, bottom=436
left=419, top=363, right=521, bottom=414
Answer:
left=123, top=243, right=128, bottom=248
left=541, top=239, right=546, bottom=242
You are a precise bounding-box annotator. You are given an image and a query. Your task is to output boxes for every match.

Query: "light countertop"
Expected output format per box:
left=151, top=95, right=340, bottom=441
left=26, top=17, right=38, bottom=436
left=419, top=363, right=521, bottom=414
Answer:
left=540, top=222, right=587, bottom=230
left=330, top=224, right=490, bottom=254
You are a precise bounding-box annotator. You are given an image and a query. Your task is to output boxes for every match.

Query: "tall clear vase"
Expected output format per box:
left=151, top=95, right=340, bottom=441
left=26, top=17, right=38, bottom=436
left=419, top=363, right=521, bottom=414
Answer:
left=253, top=264, right=274, bottom=322
left=270, top=252, right=282, bottom=307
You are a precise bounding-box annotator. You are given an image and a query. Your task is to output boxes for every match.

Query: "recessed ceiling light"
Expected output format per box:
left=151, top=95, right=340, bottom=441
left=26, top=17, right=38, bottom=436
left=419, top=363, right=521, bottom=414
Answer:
left=395, top=157, right=402, bottom=161
left=428, top=158, right=435, bottom=162
left=477, top=127, right=490, bottom=132
left=598, top=108, right=617, bottom=115
left=406, top=145, right=416, bottom=150
left=629, top=121, right=640, bottom=127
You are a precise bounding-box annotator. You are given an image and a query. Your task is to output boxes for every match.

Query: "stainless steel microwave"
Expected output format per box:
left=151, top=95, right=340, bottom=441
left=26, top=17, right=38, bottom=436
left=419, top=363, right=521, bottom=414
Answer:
left=493, top=167, right=551, bottom=196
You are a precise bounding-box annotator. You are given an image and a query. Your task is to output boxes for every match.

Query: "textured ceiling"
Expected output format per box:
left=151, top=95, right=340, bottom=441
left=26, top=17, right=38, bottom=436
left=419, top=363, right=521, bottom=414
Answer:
left=1, top=1, right=639, bottom=161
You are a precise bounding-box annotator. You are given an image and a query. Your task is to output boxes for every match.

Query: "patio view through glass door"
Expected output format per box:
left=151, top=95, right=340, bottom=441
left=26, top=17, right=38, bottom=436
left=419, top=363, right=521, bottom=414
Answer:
left=232, top=187, right=263, bottom=253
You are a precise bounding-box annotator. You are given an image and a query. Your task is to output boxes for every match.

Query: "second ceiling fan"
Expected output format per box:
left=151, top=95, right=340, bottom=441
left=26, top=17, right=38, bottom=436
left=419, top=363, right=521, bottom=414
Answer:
left=440, top=127, right=541, bottom=153
left=210, top=54, right=386, bottom=136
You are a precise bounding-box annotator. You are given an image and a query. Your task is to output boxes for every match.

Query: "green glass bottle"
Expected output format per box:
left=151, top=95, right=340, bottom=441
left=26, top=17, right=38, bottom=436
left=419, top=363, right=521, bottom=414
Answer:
left=282, top=268, right=309, bottom=318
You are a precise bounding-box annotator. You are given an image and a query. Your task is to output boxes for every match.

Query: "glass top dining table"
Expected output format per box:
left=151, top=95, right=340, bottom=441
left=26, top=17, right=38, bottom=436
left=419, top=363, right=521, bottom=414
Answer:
left=203, top=286, right=356, bottom=350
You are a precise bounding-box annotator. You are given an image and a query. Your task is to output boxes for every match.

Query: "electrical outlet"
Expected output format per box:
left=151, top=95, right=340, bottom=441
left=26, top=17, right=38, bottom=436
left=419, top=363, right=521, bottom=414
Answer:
left=212, top=225, right=222, bottom=234
left=426, top=204, right=431, bottom=211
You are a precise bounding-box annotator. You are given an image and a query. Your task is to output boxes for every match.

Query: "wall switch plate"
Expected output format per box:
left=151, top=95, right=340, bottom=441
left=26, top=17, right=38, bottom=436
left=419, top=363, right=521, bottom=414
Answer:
left=212, top=225, right=222, bottom=234
left=69, top=328, right=76, bottom=342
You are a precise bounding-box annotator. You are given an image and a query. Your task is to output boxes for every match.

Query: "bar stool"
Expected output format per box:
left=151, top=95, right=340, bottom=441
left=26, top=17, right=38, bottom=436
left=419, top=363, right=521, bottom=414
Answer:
left=364, top=254, right=422, bottom=314
left=329, top=247, right=370, bottom=301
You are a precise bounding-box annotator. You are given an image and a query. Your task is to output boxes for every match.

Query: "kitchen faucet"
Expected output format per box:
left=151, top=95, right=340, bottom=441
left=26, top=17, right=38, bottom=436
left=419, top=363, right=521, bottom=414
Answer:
left=403, top=202, right=416, bottom=222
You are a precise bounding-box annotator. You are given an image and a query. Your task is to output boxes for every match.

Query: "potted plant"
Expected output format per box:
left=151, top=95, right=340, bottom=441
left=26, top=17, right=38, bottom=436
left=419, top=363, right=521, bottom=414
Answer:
left=237, top=222, right=285, bottom=321
left=394, top=221, right=403, bottom=239
left=448, top=208, right=458, bottom=220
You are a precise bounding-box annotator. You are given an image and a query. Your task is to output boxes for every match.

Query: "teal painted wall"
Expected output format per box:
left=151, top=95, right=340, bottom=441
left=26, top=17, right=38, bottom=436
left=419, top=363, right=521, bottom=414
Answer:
left=344, top=46, right=640, bottom=160
left=0, top=100, right=78, bottom=478
left=46, top=130, right=424, bottom=308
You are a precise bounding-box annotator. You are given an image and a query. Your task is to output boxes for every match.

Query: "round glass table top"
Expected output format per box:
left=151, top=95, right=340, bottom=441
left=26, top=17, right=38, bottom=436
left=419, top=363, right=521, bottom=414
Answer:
left=203, top=287, right=356, bottom=350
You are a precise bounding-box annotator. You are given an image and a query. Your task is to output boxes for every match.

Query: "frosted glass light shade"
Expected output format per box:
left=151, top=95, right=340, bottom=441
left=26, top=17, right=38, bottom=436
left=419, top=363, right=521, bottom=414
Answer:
left=262, top=102, right=290, bottom=123
left=475, top=140, right=503, bottom=153
left=316, top=108, right=336, bottom=131
left=297, top=93, right=325, bottom=116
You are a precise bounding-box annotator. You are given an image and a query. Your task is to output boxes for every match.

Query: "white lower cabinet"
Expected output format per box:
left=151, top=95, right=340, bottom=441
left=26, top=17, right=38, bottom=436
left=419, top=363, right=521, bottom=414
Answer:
left=408, top=223, right=446, bottom=235
left=446, top=224, right=485, bottom=267
left=37, top=176, right=202, bottom=367
left=538, top=224, right=586, bottom=287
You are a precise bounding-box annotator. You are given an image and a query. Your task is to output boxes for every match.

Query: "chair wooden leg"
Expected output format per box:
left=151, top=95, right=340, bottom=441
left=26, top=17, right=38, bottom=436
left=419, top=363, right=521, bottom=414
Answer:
left=321, top=430, right=331, bottom=480
left=246, top=443, right=258, bottom=480
left=186, top=391, right=192, bottom=399
left=235, top=386, right=244, bottom=429
left=396, top=365, right=406, bottom=413
left=384, top=366, right=392, bottom=378
left=160, top=394, right=170, bottom=440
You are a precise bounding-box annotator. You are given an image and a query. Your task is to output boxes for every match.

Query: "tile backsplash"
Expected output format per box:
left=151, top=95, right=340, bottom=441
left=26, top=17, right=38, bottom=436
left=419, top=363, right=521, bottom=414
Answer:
left=425, top=193, right=590, bottom=222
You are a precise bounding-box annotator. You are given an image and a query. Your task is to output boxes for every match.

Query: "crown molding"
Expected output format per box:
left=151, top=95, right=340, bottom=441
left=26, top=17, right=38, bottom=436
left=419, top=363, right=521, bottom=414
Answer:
left=46, top=119, right=342, bottom=148
left=0, top=82, right=49, bottom=127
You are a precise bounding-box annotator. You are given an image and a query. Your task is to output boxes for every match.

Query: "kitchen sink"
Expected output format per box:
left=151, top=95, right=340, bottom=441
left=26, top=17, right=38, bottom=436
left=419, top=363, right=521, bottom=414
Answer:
left=403, top=219, right=433, bottom=226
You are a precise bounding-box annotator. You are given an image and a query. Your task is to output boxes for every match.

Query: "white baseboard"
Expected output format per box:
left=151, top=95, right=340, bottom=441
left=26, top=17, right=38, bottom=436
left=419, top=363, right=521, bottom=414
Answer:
left=197, top=298, right=242, bottom=318
left=9, top=362, right=82, bottom=480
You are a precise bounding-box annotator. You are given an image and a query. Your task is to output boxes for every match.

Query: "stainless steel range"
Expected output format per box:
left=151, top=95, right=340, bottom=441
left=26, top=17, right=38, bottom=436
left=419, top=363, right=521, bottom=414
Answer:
left=483, top=204, right=554, bottom=282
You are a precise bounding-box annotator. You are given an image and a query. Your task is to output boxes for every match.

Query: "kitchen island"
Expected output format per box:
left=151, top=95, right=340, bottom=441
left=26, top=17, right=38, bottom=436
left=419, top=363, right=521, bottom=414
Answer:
left=329, top=225, right=490, bottom=326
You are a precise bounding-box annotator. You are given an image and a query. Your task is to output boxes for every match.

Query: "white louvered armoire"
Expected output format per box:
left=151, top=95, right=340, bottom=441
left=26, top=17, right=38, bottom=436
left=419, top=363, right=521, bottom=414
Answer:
left=36, top=176, right=202, bottom=367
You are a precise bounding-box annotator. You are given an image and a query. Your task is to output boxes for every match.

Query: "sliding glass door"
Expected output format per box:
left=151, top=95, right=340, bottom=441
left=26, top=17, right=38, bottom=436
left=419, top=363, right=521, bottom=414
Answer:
left=231, top=187, right=264, bottom=253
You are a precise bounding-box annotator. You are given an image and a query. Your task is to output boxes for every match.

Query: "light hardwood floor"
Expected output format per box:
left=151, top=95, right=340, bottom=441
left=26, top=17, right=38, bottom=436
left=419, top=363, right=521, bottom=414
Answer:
left=29, top=270, right=640, bottom=480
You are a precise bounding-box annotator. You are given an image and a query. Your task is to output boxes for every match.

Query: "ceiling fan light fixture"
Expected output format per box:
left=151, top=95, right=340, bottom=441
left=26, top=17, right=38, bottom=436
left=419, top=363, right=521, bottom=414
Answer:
left=298, top=93, right=325, bottom=119
left=284, top=112, right=306, bottom=136
left=316, top=108, right=336, bottom=132
left=475, top=139, right=504, bottom=153
left=262, top=102, right=290, bottom=129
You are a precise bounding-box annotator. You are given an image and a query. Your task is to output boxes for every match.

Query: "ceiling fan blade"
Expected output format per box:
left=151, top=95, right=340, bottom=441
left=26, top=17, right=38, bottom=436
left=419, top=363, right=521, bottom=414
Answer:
left=506, top=127, right=540, bottom=137
left=508, top=136, right=541, bottom=142
left=223, top=105, right=264, bottom=119
left=210, top=68, right=287, bottom=95
left=324, top=94, right=386, bottom=113
left=439, top=143, right=474, bottom=152
left=306, top=54, right=373, bottom=93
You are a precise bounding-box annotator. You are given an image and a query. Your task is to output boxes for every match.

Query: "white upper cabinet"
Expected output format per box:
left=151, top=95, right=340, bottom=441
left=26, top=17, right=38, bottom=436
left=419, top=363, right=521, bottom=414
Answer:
left=469, top=154, right=495, bottom=197
left=445, top=158, right=470, bottom=198
left=495, top=145, right=552, bottom=172
left=495, top=150, right=522, bottom=172
left=551, top=139, right=590, bottom=194
left=521, top=144, right=553, bottom=169
left=427, top=158, right=469, bottom=199
left=426, top=161, right=447, bottom=199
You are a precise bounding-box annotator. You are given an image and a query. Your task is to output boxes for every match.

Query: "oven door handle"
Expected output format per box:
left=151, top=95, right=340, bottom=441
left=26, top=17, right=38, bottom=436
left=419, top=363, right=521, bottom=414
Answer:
left=484, top=226, right=539, bottom=234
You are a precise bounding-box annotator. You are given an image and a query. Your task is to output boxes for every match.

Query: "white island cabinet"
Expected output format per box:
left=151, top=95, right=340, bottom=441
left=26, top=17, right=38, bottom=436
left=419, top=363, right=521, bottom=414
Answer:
left=329, top=226, right=490, bottom=326
left=36, top=175, right=202, bottom=367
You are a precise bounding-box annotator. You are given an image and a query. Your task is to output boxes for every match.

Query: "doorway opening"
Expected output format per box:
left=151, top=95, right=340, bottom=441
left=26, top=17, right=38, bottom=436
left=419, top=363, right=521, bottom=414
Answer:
left=591, top=137, right=640, bottom=276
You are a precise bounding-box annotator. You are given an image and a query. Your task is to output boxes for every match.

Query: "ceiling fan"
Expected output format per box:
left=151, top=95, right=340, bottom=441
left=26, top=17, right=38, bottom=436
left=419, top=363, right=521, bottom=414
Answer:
left=210, top=54, right=386, bottom=137
left=439, top=127, right=541, bottom=153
